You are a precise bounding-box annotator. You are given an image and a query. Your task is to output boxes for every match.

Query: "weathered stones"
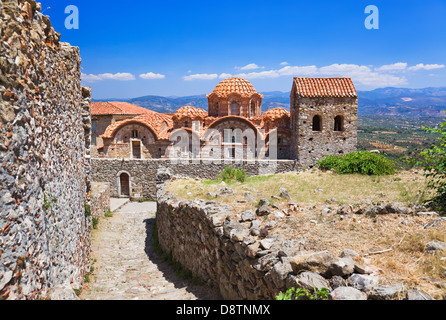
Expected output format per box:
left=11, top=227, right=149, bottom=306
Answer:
left=368, top=284, right=406, bottom=300
left=290, top=251, right=333, bottom=274
left=330, top=287, right=367, bottom=300
left=279, top=188, right=290, bottom=199
left=290, top=271, right=331, bottom=291
left=256, top=205, right=271, bottom=217
left=46, top=286, right=80, bottom=301
left=425, top=240, right=446, bottom=252
left=240, top=210, right=255, bottom=222
left=328, top=256, right=355, bottom=277
left=406, top=289, right=435, bottom=300
left=348, top=273, right=379, bottom=292
left=0, top=0, right=91, bottom=300
left=218, top=187, right=234, bottom=196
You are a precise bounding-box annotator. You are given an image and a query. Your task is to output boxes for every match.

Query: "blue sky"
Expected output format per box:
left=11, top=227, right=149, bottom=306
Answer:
left=39, top=0, right=446, bottom=99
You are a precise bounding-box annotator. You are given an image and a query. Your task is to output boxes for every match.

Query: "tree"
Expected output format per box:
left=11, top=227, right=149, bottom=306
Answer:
left=415, top=119, right=446, bottom=214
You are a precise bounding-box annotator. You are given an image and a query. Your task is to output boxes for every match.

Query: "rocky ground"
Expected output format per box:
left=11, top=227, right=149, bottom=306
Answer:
left=166, top=170, right=446, bottom=300
left=80, top=201, right=220, bottom=300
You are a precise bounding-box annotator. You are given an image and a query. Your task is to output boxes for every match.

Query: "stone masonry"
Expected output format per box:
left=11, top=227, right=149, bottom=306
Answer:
left=91, top=158, right=300, bottom=201
left=0, top=0, right=92, bottom=300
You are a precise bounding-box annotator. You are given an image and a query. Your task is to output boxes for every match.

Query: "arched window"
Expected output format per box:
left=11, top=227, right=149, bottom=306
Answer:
left=334, top=116, right=344, bottom=132
left=231, top=101, right=238, bottom=116
left=312, top=115, right=322, bottom=132
left=250, top=101, right=256, bottom=117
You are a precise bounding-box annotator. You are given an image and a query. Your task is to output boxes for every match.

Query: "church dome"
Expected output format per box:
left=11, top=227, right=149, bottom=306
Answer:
left=211, top=77, right=260, bottom=98
left=173, top=106, right=208, bottom=121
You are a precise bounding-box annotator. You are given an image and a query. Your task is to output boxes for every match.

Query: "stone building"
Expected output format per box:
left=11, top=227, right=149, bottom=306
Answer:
left=92, top=77, right=358, bottom=197
left=290, top=77, right=359, bottom=167
left=91, top=101, right=153, bottom=155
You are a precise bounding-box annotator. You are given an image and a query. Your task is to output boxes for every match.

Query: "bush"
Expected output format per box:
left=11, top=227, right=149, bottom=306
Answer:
left=412, top=119, right=446, bottom=214
left=317, top=154, right=342, bottom=171
left=317, top=151, right=397, bottom=175
left=275, top=287, right=330, bottom=300
left=218, top=165, right=247, bottom=183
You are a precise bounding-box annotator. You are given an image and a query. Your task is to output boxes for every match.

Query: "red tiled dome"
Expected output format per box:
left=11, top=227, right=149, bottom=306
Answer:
left=211, top=77, right=259, bottom=98
left=173, top=106, right=208, bottom=121
left=262, top=108, right=290, bottom=121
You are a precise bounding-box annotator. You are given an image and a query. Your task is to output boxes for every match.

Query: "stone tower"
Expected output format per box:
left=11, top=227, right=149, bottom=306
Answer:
left=290, top=77, right=358, bottom=167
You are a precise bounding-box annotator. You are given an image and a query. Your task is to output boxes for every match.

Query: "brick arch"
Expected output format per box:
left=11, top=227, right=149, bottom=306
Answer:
left=103, top=120, right=159, bottom=141
left=205, top=116, right=263, bottom=139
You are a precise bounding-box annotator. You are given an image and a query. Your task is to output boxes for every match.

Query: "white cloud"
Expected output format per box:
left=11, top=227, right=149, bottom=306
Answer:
left=181, top=60, right=444, bottom=87
left=318, top=64, right=407, bottom=87
left=183, top=73, right=219, bottom=81
left=139, top=72, right=166, bottom=80
left=219, top=73, right=233, bottom=79
left=82, top=72, right=135, bottom=82
left=278, top=65, right=318, bottom=76
left=236, top=70, right=280, bottom=79
left=81, top=73, right=102, bottom=82
left=280, top=61, right=289, bottom=66
left=408, top=63, right=445, bottom=71
left=375, top=62, right=408, bottom=72
left=238, top=63, right=263, bottom=70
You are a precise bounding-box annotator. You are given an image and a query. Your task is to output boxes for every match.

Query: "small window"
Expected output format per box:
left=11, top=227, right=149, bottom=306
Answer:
left=334, top=116, right=344, bottom=132
left=250, top=101, right=256, bottom=117
left=231, top=101, right=238, bottom=116
left=312, top=115, right=322, bottom=132
left=131, top=130, right=138, bottom=138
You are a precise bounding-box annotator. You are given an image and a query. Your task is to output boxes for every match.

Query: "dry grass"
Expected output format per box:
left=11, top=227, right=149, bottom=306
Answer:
left=167, top=169, right=446, bottom=299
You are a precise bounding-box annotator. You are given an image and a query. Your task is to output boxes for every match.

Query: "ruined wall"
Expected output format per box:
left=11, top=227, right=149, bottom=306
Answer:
left=90, top=182, right=110, bottom=219
left=0, top=0, right=91, bottom=300
left=91, top=158, right=299, bottom=200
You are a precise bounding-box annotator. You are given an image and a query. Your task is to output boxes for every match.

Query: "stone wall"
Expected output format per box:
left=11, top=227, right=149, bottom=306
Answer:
left=155, top=177, right=437, bottom=301
left=291, top=96, right=358, bottom=168
left=91, top=158, right=300, bottom=201
left=90, top=182, right=110, bottom=218
left=0, top=0, right=91, bottom=300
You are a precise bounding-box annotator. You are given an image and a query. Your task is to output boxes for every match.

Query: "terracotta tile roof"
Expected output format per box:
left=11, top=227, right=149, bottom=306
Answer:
left=262, top=108, right=290, bottom=121
left=208, top=77, right=263, bottom=99
left=91, top=102, right=151, bottom=115
left=293, top=77, right=357, bottom=98
left=173, top=106, right=208, bottom=121
left=101, top=110, right=173, bottom=140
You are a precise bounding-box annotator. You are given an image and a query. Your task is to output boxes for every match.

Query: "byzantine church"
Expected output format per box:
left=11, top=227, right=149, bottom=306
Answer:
left=91, top=77, right=358, bottom=167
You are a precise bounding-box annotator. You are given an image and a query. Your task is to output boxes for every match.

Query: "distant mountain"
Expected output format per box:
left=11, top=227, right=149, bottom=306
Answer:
left=93, top=87, right=446, bottom=118
left=357, top=87, right=446, bottom=118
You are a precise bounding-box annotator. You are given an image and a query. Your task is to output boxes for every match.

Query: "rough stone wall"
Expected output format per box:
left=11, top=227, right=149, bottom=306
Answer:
left=292, top=97, right=358, bottom=167
left=156, top=181, right=284, bottom=300
left=0, top=0, right=91, bottom=300
left=91, top=158, right=299, bottom=200
left=90, top=182, right=110, bottom=218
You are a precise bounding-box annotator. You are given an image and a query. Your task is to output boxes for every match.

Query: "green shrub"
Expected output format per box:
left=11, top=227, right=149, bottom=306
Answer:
left=275, top=287, right=330, bottom=300
left=316, top=151, right=397, bottom=175
left=217, top=165, right=247, bottom=183
left=412, top=119, right=446, bottom=214
left=317, top=154, right=342, bottom=171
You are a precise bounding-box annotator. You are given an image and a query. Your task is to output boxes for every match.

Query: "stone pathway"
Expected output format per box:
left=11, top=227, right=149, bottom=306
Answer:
left=80, top=201, right=220, bottom=300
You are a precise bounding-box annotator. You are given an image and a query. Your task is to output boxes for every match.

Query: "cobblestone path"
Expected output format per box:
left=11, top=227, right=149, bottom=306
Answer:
left=80, top=201, right=220, bottom=300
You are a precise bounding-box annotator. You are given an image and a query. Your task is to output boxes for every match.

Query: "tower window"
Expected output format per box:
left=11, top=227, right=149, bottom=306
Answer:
left=334, top=116, right=344, bottom=132
left=312, top=115, right=322, bottom=132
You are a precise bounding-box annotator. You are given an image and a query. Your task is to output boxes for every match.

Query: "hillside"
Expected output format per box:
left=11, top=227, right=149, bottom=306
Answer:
left=93, top=87, right=446, bottom=118
left=167, top=169, right=446, bottom=300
